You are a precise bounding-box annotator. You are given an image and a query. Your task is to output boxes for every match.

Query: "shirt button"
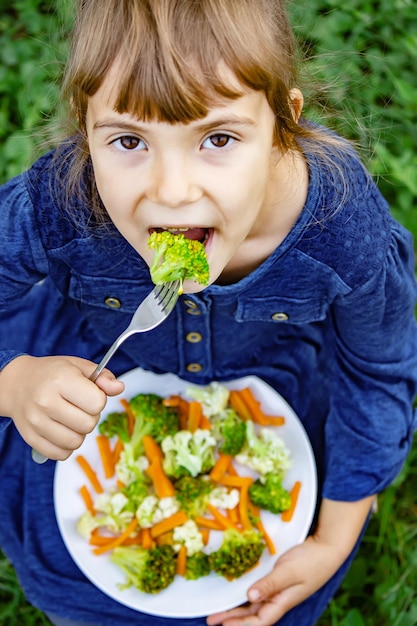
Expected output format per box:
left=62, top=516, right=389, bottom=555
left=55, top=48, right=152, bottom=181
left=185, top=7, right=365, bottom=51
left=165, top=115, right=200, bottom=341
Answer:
left=186, top=332, right=202, bottom=343
left=186, top=363, right=203, bottom=373
left=271, top=312, right=289, bottom=321
left=184, top=301, right=201, bottom=316
left=104, top=296, right=122, bottom=309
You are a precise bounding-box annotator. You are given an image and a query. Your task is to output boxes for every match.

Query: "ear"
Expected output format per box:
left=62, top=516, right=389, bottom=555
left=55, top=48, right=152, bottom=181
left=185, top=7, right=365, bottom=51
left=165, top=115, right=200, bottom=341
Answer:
left=288, top=88, right=304, bottom=123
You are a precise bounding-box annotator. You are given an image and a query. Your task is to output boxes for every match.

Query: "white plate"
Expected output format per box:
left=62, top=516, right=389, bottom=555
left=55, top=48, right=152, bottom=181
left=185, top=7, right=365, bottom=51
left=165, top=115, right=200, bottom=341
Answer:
left=54, top=368, right=317, bottom=618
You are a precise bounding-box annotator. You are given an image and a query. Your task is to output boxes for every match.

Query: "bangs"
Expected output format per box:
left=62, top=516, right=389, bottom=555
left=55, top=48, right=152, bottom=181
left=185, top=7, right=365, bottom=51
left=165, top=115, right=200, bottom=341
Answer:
left=66, top=0, right=295, bottom=125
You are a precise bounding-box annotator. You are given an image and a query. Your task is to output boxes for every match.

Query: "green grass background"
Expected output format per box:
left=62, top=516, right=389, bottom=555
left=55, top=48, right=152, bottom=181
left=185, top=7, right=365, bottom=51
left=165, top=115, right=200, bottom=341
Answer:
left=0, top=1, right=416, bottom=625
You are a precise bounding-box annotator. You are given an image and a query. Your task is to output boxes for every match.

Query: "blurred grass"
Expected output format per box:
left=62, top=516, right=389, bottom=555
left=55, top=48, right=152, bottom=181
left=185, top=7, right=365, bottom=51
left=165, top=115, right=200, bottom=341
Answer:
left=0, top=0, right=416, bottom=625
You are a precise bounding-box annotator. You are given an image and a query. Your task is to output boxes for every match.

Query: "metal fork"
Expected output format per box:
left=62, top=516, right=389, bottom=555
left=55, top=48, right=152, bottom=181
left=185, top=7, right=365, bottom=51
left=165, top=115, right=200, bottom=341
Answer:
left=31, top=280, right=180, bottom=464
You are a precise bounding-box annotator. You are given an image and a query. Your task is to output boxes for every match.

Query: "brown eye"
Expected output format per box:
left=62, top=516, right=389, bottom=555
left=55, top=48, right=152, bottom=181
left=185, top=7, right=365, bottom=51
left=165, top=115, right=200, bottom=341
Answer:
left=209, top=134, right=231, bottom=148
left=118, top=136, right=143, bottom=150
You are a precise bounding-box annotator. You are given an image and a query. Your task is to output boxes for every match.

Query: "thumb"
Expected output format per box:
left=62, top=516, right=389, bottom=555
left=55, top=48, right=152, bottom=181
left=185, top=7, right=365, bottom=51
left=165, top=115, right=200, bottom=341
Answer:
left=247, top=563, right=291, bottom=604
left=94, top=369, right=125, bottom=396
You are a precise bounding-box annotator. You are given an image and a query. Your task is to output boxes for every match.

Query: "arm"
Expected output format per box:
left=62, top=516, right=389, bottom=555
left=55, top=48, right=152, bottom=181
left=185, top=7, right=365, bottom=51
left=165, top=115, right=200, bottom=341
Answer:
left=207, top=495, right=375, bottom=626
left=0, top=355, right=124, bottom=460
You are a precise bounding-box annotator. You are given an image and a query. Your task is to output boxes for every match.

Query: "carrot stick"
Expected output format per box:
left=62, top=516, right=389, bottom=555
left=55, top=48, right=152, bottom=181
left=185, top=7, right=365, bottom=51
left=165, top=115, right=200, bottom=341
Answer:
left=120, top=398, right=136, bottom=437
left=89, top=530, right=116, bottom=546
left=142, top=435, right=164, bottom=463
left=239, top=387, right=285, bottom=426
left=229, top=390, right=252, bottom=421
left=215, top=475, right=254, bottom=488
left=146, top=457, right=175, bottom=498
left=209, top=453, right=233, bottom=482
left=206, top=504, right=239, bottom=531
left=163, top=395, right=181, bottom=407
left=121, top=535, right=143, bottom=546
left=112, top=438, right=124, bottom=465
left=227, top=505, right=240, bottom=526
left=194, top=516, right=224, bottom=531
left=226, top=462, right=238, bottom=476
left=178, top=399, right=190, bottom=430
left=76, top=455, right=103, bottom=494
left=150, top=510, right=188, bottom=538
left=238, top=483, right=253, bottom=531
left=255, top=516, right=276, bottom=555
left=187, top=401, right=202, bottom=432
left=200, top=528, right=210, bottom=545
left=155, top=531, right=174, bottom=546
left=281, top=481, right=302, bottom=522
left=79, top=484, right=95, bottom=514
left=92, top=518, right=139, bottom=555
left=199, top=414, right=212, bottom=430
left=176, top=544, right=187, bottom=576
left=96, top=435, right=115, bottom=479
left=141, top=527, right=154, bottom=549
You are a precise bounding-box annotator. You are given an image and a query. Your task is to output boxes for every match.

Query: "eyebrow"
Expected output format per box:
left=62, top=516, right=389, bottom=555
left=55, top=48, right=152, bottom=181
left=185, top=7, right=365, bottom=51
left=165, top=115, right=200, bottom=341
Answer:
left=93, top=115, right=257, bottom=133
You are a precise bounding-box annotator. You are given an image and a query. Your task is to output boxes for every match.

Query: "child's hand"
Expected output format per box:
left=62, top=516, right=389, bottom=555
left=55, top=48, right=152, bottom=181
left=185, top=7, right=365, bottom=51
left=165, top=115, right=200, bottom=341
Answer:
left=0, top=355, right=124, bottom=460
left=207, top=497, right=374, bottom=626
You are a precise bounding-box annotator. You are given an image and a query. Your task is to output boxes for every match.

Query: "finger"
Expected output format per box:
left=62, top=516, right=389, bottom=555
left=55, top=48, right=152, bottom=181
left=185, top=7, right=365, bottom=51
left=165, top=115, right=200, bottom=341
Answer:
left=247, top=552, right=303, bottom=604
left=94, top=369, right=125, bottom=396
left=207, top=603, right=259, bottom=625
left=30, top=434, right=78, bottom=461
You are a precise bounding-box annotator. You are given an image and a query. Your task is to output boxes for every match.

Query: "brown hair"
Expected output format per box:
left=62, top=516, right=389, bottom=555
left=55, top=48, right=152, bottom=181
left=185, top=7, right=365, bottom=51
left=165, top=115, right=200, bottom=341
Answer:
left=57, top=0, right=351, bottom=221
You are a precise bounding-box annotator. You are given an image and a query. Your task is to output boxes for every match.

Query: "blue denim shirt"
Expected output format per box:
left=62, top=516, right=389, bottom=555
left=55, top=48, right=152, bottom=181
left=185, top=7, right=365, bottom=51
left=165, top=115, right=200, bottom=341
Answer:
left=0, top=145, right=416, bottom=624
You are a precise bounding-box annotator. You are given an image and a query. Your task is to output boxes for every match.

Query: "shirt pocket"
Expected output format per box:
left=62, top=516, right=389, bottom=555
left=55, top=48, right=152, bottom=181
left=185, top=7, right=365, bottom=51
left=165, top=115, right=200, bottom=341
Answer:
left=68, top=272, right=147, bottom=314
left=235, top=295, right=328, bottom=325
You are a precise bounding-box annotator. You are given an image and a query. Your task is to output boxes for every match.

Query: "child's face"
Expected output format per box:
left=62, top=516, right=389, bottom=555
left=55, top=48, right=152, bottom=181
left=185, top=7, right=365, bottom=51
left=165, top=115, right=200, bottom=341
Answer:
left=86, top=68, right=283, bottom=290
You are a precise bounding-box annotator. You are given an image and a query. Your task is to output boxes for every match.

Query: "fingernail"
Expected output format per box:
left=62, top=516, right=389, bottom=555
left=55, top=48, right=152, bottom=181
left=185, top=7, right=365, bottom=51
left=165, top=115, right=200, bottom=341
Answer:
left=248, top=588, right=261, bottom=602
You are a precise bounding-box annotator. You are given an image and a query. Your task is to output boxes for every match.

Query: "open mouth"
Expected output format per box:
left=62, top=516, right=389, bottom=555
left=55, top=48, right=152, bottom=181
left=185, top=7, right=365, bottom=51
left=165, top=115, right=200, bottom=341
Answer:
left=150, top=227, right=211, bottom=245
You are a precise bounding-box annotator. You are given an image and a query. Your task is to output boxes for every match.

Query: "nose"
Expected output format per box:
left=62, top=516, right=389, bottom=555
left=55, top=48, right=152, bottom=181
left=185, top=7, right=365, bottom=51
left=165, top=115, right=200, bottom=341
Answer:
left=146, top=153, right=202, bottom=208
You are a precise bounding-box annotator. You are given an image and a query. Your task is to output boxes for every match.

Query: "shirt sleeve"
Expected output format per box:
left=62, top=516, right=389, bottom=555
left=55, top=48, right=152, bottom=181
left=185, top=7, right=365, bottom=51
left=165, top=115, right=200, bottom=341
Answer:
left=0, top=174, right=49, bottom=430
left=323, top=219, right=417, bottom=501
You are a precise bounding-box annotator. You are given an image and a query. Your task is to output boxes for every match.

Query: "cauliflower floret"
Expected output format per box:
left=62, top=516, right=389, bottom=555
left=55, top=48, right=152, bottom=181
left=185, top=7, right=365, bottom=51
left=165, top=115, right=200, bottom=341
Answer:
left=95, top=491, right=129, bottom=516
left=173, top=520, right=205, bottom=556
left=235, top=421, right=292, bottom=477
left=77, top=511, right=99, bottom=540
left=186, top=382, right=230, bottom=418
left=115, top=450, right=149, bottom=486
left=136, top=495, right=179, bottom=528
left=208, top=486, right=240, bottom=510
left=161, top=428, right=216, bottom=477
left=91, top=491, right=134, bottom=533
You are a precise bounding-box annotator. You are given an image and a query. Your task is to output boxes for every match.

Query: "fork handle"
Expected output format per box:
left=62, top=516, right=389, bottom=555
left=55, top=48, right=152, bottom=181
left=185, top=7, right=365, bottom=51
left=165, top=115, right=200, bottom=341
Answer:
left=89, top=331, right=130, bottom=382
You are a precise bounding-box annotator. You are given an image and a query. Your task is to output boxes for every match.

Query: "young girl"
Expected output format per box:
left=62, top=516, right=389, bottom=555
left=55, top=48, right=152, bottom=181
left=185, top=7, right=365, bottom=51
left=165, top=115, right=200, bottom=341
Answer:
left=0, top=1, right=416, bottom=625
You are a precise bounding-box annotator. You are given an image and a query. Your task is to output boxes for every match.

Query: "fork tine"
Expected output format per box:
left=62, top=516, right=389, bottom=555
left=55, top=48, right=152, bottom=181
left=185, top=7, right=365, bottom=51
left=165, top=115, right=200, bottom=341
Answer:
left=161, top=280, right=180, bottom=312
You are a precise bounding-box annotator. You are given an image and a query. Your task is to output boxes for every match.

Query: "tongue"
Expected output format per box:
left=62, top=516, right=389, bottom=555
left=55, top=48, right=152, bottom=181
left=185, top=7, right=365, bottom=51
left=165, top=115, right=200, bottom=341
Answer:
left=171, top=228, right=207, bottom=241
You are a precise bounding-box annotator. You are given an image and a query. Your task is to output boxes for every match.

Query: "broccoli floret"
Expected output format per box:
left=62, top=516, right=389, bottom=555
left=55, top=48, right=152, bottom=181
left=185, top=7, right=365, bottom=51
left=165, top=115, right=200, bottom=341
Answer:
left=249, top=473, right=291, bottom=514
left=174, top=475, right=213, bottom=517
left=110, top=544, right=177, bottom=594
left=212, top=408, right=247, bottom=455
left=235, top=420, right=292, bottom=477
left=148, top=231, right=209, bottom=294
left=121, top=478, right=151, bottom=513
left=99, top=411, right=130, bottom=442
left=186, top=382, right=230, bottom=418
left=129, top=393, right=179, bottom=449
left=208, top=529, right=265, bottom=580
left=161, top=429, right=216, bottom=478
left=115, top=394, right=179, bottom=484
left=185, top=551, right=211, bottom=580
